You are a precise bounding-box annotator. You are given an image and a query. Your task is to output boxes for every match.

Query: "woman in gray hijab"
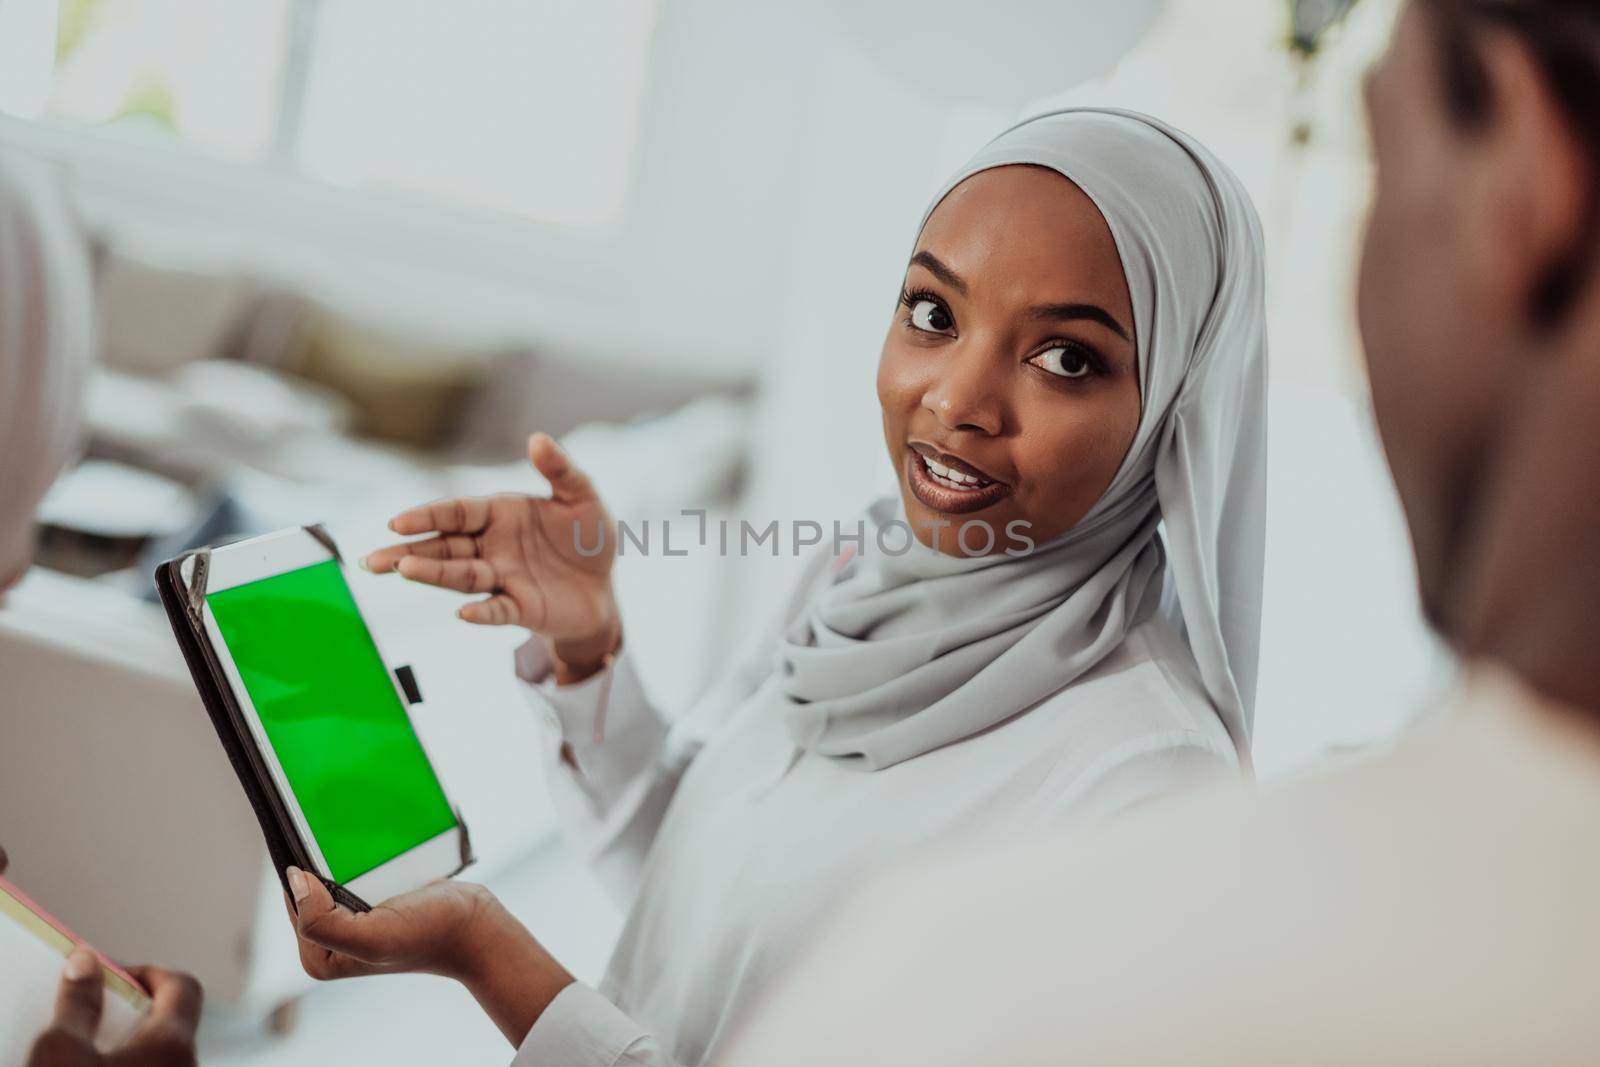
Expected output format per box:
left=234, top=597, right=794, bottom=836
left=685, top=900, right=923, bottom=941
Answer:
left=284, top=108, right=1269, bottom=1067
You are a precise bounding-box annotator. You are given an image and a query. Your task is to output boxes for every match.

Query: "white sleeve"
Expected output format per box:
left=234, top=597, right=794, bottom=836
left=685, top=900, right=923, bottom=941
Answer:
left=508, top=626, right=786, bottom=1067
left=518, top=551, right=834, bottom=911
left=510, top=983, right=681, bottom=1067
left=517, top=633, right=790, bottom=910
left=517, top=640, right=685, bottom=911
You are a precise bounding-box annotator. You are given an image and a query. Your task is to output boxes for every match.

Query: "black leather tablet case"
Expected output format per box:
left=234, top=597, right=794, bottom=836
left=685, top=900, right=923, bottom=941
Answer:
left=155, top=524, right=474, bottom=914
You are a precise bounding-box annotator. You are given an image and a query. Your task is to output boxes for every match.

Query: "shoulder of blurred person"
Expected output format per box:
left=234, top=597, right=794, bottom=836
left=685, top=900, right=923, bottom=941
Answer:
left=0, top=149, right=94, bottom=590
left=724, top=662, right=1600, bottom=1067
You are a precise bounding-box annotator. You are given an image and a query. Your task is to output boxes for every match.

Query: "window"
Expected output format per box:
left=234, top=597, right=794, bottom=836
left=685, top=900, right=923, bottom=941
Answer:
left=49, top=0, right=291, bottom=159
left=32, top=0, right=659, bottom=227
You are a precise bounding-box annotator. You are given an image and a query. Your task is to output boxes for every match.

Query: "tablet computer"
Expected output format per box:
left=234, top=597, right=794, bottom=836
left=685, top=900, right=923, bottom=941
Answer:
left=156, top=526, right=471, bottom=911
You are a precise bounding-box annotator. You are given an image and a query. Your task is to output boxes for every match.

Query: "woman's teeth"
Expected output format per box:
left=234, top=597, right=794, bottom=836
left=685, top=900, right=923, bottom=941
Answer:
left=923, top=456, right=992, bottom=491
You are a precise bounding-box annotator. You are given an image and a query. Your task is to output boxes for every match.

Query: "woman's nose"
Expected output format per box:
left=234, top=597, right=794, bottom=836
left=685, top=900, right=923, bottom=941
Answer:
left=923, top=347, right=1004, bottom=435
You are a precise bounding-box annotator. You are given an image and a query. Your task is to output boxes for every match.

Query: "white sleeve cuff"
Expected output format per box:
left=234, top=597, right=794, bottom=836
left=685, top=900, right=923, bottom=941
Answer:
left=512, top=983, right=670, bottom=1067
left=515, top=638, right=646, bottom=749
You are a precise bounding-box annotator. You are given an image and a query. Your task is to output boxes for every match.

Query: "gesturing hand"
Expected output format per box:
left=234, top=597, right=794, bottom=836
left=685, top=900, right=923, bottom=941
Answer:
left=26, top=949, right=201, bottom=1067
left=363, top=433, right=621, bottom=678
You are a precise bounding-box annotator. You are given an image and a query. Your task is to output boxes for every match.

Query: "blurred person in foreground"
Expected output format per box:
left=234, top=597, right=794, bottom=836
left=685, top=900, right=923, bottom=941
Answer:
left=722, top=1, right=1600, bottom=1062
left=0, top=153, right=201, bottom=1065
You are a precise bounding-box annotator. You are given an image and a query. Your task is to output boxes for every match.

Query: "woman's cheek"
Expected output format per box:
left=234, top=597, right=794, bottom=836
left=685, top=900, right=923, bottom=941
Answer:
left=876, top=343, right=921, bottom=421
left=874, top=352, right=894, bottom=414
left=1015, top=414, right=1109, bottom=535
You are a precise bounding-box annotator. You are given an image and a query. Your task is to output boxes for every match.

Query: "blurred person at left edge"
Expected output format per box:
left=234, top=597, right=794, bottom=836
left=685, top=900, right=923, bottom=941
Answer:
left=0, top=152, right=203, bottom=1066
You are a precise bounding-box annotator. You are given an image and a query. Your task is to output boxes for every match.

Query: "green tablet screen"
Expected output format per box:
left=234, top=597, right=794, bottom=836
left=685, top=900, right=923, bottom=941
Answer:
left=207, top=559, right=456, bottom=882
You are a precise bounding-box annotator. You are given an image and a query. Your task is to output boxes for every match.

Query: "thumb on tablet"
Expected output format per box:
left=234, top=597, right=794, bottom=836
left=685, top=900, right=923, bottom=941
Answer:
left=287, top=868, right=361, bottom=952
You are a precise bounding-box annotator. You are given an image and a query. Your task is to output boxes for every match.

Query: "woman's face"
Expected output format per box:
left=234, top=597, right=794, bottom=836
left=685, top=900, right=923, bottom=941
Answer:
left=878, top=164, right=1140, bottom=556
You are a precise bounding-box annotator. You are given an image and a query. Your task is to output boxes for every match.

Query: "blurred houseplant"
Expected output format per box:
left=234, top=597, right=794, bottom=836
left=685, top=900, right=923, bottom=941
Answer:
left=1286, top=0, right=1365, bottom=149
left=1291, top=0, right=1363, bottom=60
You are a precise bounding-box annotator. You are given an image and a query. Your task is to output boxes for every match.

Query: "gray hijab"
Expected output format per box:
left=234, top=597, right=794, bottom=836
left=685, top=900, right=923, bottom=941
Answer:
left=778, top=108, right=1268, bottom=771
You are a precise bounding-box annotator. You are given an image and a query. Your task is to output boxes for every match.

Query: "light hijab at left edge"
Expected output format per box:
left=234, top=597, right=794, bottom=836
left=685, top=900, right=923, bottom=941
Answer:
left=0, top=148, right=93, bottom=591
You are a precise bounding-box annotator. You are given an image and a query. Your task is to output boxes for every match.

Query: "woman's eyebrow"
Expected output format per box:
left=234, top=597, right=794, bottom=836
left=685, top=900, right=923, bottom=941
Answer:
left=1029, top=302, right=1132, bottom=342
left=909, top=251, right=968, bottom=296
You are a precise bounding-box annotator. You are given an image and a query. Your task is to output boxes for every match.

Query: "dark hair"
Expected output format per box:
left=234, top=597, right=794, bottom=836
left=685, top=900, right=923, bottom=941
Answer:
left=1424, top=0, right=1600, bottom=324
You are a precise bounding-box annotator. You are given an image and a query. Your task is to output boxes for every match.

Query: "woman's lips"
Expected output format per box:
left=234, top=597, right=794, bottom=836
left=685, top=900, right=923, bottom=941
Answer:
left=908, top=441, right=1003, bottom=485
left=905, top=447, right=1012, bottom=515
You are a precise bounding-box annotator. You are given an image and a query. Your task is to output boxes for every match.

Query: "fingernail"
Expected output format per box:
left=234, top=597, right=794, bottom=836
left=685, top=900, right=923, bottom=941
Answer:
left=64, top=946, right=97, bottom=981
left=358, top=555, right=372, bottom=572
left=287, top=866, right=309, bottom=903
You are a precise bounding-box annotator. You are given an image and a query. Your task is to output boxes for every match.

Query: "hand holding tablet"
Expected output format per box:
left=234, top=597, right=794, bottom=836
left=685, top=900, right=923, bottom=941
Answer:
left=281, top=862, right=576, bottom=1047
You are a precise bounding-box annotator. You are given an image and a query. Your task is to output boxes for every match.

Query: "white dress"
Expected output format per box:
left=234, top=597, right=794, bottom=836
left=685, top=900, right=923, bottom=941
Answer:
left=510, top=556, right=1240, bottom=1067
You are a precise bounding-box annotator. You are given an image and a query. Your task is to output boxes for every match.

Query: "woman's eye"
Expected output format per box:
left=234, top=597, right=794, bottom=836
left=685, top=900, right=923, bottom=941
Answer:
left=1029, top=345, right=1095, bottom=379
left=909, top=299, right=954, bottom=334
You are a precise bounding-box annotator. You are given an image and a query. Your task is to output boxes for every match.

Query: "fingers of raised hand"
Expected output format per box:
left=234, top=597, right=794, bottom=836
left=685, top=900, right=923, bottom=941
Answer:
left=363, top=535, right=480, bottom=574
left=388, top=497, right=495, bottom=537
left=527, top=434, right=595, bottom=504
left=458, top=594, right=519, bottom=627
left=395, top=556, right=498, bottom=595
